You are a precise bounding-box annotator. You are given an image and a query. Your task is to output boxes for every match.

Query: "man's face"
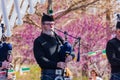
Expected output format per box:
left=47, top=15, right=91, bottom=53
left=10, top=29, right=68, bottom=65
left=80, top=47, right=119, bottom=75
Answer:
left=42, top=21, right=55, bottom=32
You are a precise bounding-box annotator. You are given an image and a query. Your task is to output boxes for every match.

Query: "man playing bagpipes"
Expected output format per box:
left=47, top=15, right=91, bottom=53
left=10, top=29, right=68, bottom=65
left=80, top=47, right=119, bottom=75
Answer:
left=33, top=13, right=76, bottom=80
left=0, top=23, right=12, bottom=80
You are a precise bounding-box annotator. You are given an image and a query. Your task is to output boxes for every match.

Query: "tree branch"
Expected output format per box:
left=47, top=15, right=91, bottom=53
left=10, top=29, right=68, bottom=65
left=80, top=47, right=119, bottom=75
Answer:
left=55, top=0, right=99, bottom=20
left=23, top=14, right=40, bottom=28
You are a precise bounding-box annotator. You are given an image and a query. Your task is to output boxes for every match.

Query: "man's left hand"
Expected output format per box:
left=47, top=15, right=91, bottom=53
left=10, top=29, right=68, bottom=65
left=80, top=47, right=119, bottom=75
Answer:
left=65, top=55, right=73, bottom=63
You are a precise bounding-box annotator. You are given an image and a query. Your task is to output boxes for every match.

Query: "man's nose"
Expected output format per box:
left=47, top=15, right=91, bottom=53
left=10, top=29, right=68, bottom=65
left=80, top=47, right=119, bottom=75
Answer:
left=50, top=25, right=54, bottom=28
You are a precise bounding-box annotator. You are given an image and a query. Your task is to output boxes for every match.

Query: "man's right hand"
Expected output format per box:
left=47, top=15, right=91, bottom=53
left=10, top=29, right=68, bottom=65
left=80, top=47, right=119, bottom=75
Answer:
left=2, top=60, right=10, bottom=69
left=57, top=62, right=66, bottom=69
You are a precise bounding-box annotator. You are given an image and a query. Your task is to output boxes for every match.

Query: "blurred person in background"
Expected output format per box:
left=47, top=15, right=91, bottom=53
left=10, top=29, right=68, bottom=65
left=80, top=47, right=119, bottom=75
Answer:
left=33, top=13, right=75, bottom=80
left=89, top=70, right=103, bottom=80
left=0, top=24, right=12, bottom=80
left=106, top=14, right=120, bottom=80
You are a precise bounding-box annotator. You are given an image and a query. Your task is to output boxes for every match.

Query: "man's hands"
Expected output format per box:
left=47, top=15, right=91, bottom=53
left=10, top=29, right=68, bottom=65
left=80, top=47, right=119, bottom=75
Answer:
left=57, top=62, right=66, bottom=69
left=1, top=55, right=12, bottom=69
left=2, top=60, right=10, bottom=69
left=65, top=55, right=73, bottom=63
left=57, top=55, right=73, bottom=69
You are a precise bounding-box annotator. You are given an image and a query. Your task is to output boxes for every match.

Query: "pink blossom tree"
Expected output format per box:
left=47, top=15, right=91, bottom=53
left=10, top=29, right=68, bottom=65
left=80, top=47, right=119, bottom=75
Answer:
left=10, top=13, right=111, bottom=79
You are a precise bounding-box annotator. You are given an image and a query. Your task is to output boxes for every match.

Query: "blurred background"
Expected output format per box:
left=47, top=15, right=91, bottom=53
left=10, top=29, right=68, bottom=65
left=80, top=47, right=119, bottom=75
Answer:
left=0, top=0, right=120, bottom=80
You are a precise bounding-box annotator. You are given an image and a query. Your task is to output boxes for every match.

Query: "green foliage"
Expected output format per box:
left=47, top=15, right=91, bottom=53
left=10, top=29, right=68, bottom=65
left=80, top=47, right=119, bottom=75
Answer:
left=15, top=64, right=89, bottom=80
left=16, top=65, right=40, bottom=80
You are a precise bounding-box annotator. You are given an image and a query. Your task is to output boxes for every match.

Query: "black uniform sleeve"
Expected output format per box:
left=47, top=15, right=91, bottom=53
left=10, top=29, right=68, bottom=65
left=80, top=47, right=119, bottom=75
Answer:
left=106, top=41, right=120, bottom=66
left=33, top=39, right=57, bottom=69
left=0, top=62, right=2, bottom=67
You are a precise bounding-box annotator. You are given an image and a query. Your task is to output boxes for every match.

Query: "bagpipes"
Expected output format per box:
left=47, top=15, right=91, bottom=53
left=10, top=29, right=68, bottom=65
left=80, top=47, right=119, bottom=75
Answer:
left=0, top=23, right=12, bottom=61
left=53, top=28, right=81, bottom=78
left=54, top=28, right=81, bottom=62
left=47, top=6, right=81, bottom=61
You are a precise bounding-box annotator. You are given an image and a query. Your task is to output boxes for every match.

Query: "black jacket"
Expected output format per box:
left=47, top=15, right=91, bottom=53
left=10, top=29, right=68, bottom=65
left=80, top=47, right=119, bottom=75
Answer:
left=33, top=33, right=64, bottom=69
left=106, top=37, right=120, bottom=73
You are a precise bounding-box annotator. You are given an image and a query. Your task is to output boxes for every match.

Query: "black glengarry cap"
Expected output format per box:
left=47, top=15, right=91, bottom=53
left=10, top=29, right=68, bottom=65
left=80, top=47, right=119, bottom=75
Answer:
left=41, top=13, right=54, bottom=23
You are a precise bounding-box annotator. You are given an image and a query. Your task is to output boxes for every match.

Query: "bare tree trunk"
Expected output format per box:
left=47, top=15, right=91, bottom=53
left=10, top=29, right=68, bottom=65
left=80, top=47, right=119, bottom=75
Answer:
left=81, top=0, right=86, bottom=14
left=106, top=0, right=111, bottom=41
left=106, top=0, right=111, bottom=21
